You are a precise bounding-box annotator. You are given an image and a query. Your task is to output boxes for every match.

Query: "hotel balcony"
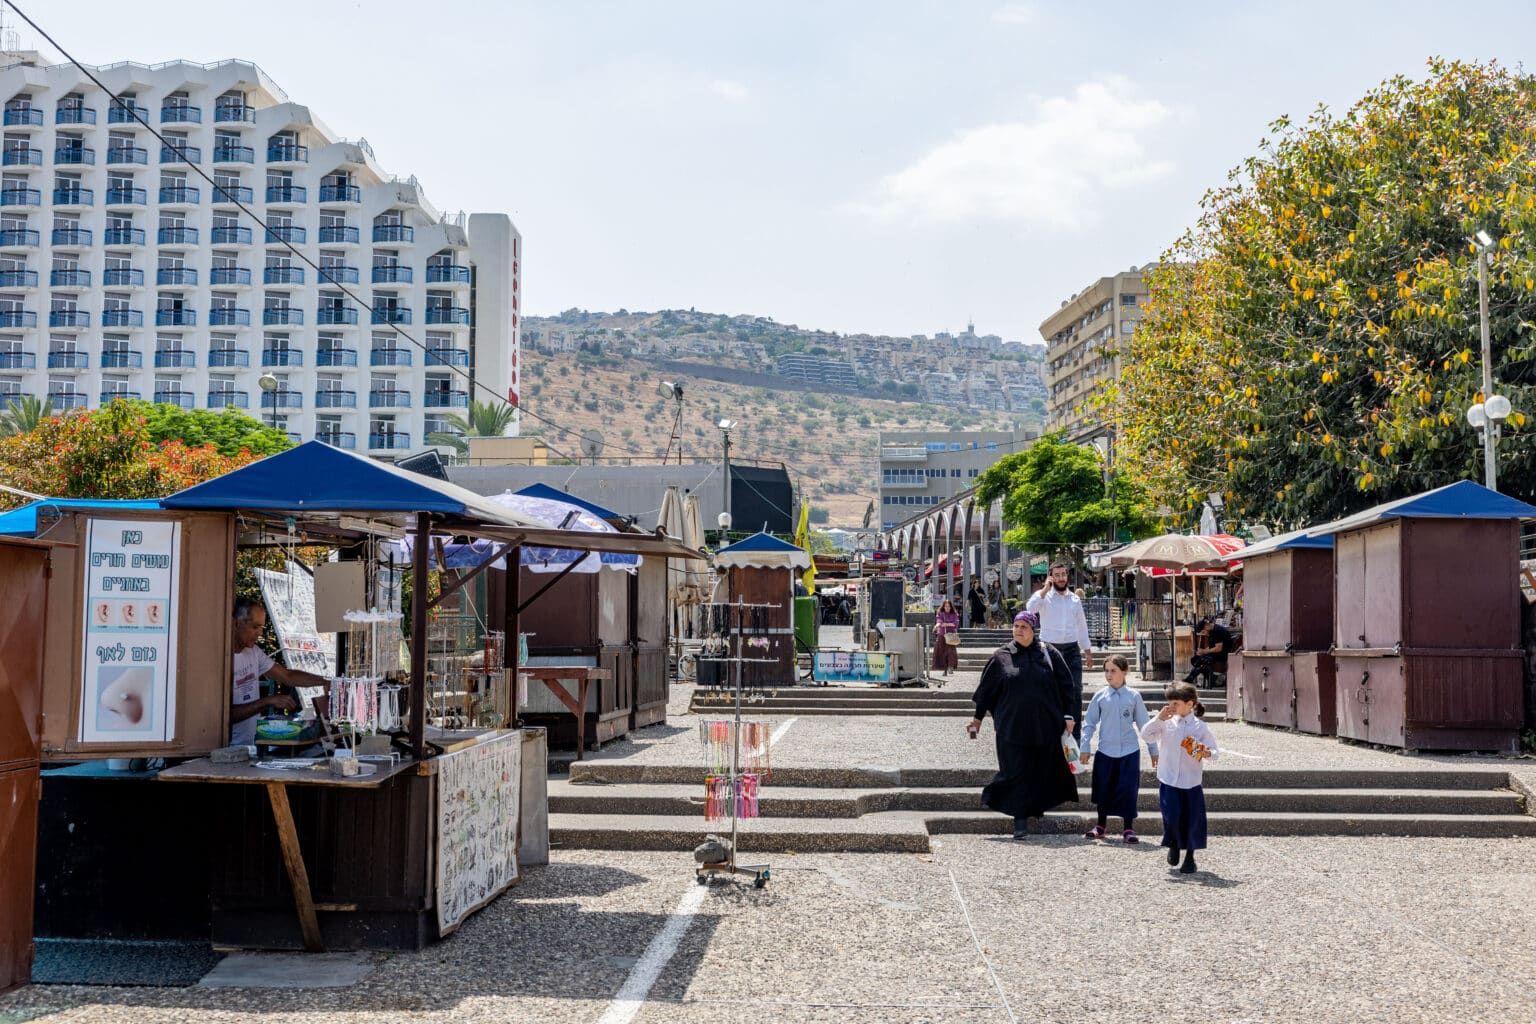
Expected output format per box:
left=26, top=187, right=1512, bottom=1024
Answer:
left=267, top=144, right=309, bottom=164
left=56, top=107, right=96, bottom=126
left=160, top=144, right=201, bottom=164
left=103, top=268, right=145, bottom=287
left=318, top=225, right=359, bottom=244
left=212, top=145, right=255, bottom=164
left=0, top=187, right=40, bottom=207
left=209, top=266, right=252, bottom=286
left=264, top=225, right=305, bottom=244
left=207, top=389, right=249, bottom=408
left=159, top=185, right=200, bottom=205
left=214, top=105, right=255, bottom=124
left=105, top=187, right=148, bottom=206
left=0, top=310, right=37, bottom=328
left=426, top=264, right=471, bottom=284
left=314, top=389, right=357, bottom=409
left=105, top=146, right=149, bottom=166
left=153, top=389, right=195, bottom=409
left=262, top=348, right=303, bottom=367
left=372, top=266, right=412, bottom=284
left=2, top=147, right=42, bottom=166
left=318, top=265, right=359, bottom=285
left=209, top=308, right=252, bottom=326
left=264, top=266, right=305, bottom=285
left=107, top=104, right=148, bottom=124
left=212, top=185, right=254, bottom=204
left=372, top=224, right=413, bottom=243
left=0, top=350, right=35, bottom=369
left=367, top=432, right=410, bottom=452
left=315, top=348, right=358, bottom=367
left=316, top=431, right=356, bottom=449
left=425, top=306, right=470, bottom=325
left=317, top=306, right=359, bottom=325
left=318, top=185, right=361, bottom=203
left=51, top=227, right=93, bottom=247
left=158, top=226, right=199, bottom=245
left=425, top=347, right=469, bottom=368
left=0, top=270, right=37, bottom=287
left=99, top=349, right=144, bottom=367
left=207, top=349, right=251, bottom=368
left=423, top=390, right=469, bottom=408
left=155, top=309, right=197, bottom=326
left=48, top=391, right=88, bottom=409
left=266, top=184, right=307, bottom=204
left=48, top=311, right=90, bottom=329
left=369, top=389, right=411, bottom=408
left=154, top=350, right=196, bottom=369
left=54, top=147, right=95, bottom=166
left=210, top=226, right=253, bottom=245
left=156, top=268, right=197, bottom=286
left=370, top=347, right=411, bottom=367
left=52, top=187, right=93, bottom=206
left=3, top=107, right=40, bottom=127
left=103, top=228, right=146, bottom=246
left=370, top=307, right=411, bottom=325
left=160, top=106, right=202, bottom=124
left=0, top=229, right=39, bottom=247
left=47, top=351, right=90, bottom=368
left=100, top=391, right=142, bottom=404
left=261, top=391, right=304, bottom=410
left=263, top=308, right=304, bottom=326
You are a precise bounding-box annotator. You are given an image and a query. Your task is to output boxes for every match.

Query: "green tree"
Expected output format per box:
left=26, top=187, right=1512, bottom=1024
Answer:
left=0, top=395, right=55, bottom=438
left=124, top=400, right=292, bottom=457
left=1112, top=59, right=1536, bottom=526
left=425, top=399, right=519, bottom=455
left=974, top=433, right=1156, bottom=557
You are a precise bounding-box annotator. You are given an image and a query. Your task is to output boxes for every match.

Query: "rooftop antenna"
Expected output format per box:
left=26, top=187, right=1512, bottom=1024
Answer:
left=0, top=8, right=19, bottom=53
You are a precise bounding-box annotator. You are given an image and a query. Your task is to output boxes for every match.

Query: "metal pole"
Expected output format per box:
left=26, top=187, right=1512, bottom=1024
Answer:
left=409, top=511, right=431, bottom=759
left=1478, top=247, right=1497, bottom=491
left=722, top=429, right=732, bottom=532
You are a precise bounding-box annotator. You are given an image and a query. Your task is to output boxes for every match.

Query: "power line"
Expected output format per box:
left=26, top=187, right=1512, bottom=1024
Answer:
left=6, top=1, right=662, bottom=458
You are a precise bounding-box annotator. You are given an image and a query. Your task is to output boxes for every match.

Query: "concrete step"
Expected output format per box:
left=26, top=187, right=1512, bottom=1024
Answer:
left=550, top=780, right=1527, bottom=818
left=924, top=811, right=1536, bottom=840
left=567, top=762, right=1517, bottom=791
left=691, top=694, right=975, bottom=709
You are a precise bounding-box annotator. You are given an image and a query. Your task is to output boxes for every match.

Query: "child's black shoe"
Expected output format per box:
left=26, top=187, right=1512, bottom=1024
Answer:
left=1180, top=854, right=1197, bottom=874
left=1166, top=846, right=1180, bottom=866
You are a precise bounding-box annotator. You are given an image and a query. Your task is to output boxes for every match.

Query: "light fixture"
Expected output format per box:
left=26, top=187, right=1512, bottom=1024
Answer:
left=718, top=418, right=735, bottom=430
left=717, top=512, right=732, bottom=530
left=257, top=373, right=279, bottom=393
left=656, top=380, right=682, bottom=401
left=1474, top=230, right=1495, bottom=250
left=1467, top=403, right=1488, bottom=429
left=1206, top=492, right=1225, bottom=511
left=1485, top=394, right=1512, bottom=421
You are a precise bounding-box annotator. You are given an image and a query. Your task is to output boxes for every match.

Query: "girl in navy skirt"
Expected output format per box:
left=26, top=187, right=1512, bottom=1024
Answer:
left=1140, top=681, right=1219, bottom=874
left=1078, top=654, right=1157, bottom=843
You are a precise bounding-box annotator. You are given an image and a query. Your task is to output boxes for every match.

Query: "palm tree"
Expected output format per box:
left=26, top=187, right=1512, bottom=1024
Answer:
left=0, top=395, right=55, bottom=438
left=426, top=398, right=517, bottom=456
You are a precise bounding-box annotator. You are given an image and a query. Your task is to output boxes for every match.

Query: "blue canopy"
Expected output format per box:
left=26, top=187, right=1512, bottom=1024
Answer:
left=715, top=531, right=811, bottom=570
left=0, top=498, right=161, bottom=536
left=514, top=482, right=624, bottom=522
left=161, top=441, right=543, bottom=528
left=1310, top=480, right=1536, bottom=537
left=1223, top=526, right=1333, bottom=561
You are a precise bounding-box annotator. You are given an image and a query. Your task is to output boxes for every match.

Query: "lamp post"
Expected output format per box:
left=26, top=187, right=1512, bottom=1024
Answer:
left=718, top=418, right=734, bottom=538
left=257, top=372, right=279, bottom=433
left=1468, top=231, right=1513, bottom=491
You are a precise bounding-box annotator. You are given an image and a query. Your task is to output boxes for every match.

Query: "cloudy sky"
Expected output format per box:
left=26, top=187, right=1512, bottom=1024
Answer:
left=18, top=1, right=1536, bottom=341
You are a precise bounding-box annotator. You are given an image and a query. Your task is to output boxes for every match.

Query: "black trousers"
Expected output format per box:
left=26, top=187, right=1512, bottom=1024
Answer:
left=1054, top=641, right=1084, bottom=741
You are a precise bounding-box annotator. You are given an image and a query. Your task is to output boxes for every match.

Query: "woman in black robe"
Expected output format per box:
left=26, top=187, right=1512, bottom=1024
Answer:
left=967, top=610, right=1078, bottom=840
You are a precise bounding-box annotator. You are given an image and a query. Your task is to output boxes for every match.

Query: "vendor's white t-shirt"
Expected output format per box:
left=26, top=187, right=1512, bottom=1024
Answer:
left=231, top=646, right=276, bottom=746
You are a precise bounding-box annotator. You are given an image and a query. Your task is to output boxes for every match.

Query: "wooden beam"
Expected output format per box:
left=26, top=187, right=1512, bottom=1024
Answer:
left=265, top=782, right=324, bottom=953
left=430, top=543, right=515, bottom=611
left=410, top=511, right=431, bottom=760
left=516, top=555, right=588, bottom=614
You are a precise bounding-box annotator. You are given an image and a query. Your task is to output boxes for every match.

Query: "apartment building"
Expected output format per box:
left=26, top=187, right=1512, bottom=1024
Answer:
left=1038, top=266, right=1149, bottom=440
left=775, top=352, right=857, bottom=387
left=0, top=53, right=521, bottom=454
left=877, top=428, right=1036, bottom=530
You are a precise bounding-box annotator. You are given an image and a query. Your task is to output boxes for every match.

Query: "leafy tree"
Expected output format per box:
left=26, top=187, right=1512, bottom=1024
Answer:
left=122, top=400, right=292, bottom=457
left=0, top=395, right=54, bottom=438
left=974, top=432, right=1156, bottom=557
left=1112, top=59, right=1536, bottom=526
left=425, top=399, right=518, bottom=455
left=808, top=504, right=831, bottom=525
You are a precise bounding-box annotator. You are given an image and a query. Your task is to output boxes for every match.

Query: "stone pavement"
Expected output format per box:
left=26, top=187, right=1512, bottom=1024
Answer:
left=4, top=837, right=1534, bottom=1023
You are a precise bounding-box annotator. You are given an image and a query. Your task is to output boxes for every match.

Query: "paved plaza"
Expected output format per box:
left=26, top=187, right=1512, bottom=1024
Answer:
left=3, top=665, right=1534, bottom=1023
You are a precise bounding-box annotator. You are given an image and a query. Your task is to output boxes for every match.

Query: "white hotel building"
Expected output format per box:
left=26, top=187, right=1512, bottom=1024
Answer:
left=0, top=53, right=522, bottom=453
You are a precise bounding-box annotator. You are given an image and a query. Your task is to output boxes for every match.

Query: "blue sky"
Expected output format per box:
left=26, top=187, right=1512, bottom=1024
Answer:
left=18, top=1, right=1536, bottom=341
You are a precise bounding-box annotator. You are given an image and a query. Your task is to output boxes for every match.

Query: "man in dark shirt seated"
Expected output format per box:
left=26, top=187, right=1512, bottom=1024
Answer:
left=1185, top=616, right=1235, bottom=688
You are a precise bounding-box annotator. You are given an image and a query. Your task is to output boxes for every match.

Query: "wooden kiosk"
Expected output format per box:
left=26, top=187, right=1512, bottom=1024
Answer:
left=1315, top=481, right=1535, bottom=753
left=21, top=443, right=703, bottom=953
left=708, top=532, right=811, bottom=689
left=1227, top=528, right=1337, bottom=734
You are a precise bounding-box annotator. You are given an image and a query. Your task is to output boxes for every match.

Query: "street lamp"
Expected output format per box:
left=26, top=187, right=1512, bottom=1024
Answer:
left=718, top=419, right=735, bottom=535
left=1469, top=231, right=1514, bottom=491
left=257, top=372, right=279, bottom=432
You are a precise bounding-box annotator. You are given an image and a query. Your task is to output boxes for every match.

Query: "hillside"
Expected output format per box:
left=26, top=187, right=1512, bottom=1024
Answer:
left=518, top=348, right=1033, bottom=526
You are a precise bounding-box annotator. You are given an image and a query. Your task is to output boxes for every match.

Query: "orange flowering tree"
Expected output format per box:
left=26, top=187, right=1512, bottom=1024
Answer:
left=1109, top=60, right=1536, bottom=527
left=0, top=400, right=263, bottom=503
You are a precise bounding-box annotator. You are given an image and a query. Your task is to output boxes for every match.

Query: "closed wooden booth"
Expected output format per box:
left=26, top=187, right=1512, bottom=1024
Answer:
left=1322, top=482, right=1534, bottom=753
left=1230, top=530, right=1338, bottom=734
left=711, top=532, right=810, bottom=689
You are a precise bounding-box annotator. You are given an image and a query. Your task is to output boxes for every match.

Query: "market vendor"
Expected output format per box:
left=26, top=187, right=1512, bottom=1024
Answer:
left=230, top=596, right=331, bottom=745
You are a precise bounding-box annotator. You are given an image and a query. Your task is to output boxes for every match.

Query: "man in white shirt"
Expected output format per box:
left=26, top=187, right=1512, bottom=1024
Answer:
left=230, top=596, right=331, bottom=746
left=1025, top=561, right=1093, bottom=739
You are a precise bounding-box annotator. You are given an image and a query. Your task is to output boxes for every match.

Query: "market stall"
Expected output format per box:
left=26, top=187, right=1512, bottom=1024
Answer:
left=706, top=532, right=810, bottom=689
left=1101, top=533, right=1245, bottom=681
left=18, top=442, right=703, bottom=953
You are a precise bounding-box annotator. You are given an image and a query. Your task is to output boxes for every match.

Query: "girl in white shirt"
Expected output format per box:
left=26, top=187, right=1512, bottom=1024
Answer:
left=1140, top=681, right=1219, bottom=874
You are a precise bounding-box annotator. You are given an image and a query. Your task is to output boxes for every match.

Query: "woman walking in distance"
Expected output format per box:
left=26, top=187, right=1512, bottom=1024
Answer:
left=966, top=610, right=1078, bottom=840
left=932, top=598, right=961, bottom=677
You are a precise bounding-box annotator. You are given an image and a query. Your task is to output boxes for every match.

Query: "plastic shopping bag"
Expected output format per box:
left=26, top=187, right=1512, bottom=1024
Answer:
left=1062, top=728, right=1083, bottom=774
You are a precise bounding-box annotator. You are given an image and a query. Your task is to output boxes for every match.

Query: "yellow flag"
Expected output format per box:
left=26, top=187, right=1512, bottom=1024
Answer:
left=795, top=500, right=816, bottom=592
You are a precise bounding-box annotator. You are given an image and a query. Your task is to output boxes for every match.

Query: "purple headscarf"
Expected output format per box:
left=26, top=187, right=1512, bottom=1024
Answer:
left=1013, top=610, right=1040, bottom=630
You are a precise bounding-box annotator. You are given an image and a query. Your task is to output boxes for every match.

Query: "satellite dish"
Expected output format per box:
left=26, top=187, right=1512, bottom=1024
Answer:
left=580, top=429, right=605, bottom=462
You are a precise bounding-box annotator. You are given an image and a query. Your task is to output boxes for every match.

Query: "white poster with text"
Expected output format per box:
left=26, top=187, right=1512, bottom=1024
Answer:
left=79, top=518, right=181, bottom=743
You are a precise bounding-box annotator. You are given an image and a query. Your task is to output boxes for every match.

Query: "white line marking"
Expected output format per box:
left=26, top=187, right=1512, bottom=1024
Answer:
left=947, top=866, right=1018, bottom=1024
left=770, top=717, right=797, bottom=747
left=595, top=882, right=707, bottom=1024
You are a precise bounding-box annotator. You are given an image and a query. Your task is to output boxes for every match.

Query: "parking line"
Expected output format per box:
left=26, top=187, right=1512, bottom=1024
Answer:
left=595, top=882, right=707, bottom=1024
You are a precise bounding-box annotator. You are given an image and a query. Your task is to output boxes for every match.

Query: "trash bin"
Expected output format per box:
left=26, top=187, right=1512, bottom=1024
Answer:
left=793, top=596, right=818, bottom=653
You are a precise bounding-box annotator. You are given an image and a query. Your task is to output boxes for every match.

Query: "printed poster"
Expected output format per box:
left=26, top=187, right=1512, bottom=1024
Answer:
left=254, top=560, right=337, bottom=678
left=435, top=732, right=521, bottom=933
left=79, top=518, right=181, bottom=743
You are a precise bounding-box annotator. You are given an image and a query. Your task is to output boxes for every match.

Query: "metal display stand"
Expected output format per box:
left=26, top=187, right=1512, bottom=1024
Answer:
left=694, top=596, right=774, bottom=889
